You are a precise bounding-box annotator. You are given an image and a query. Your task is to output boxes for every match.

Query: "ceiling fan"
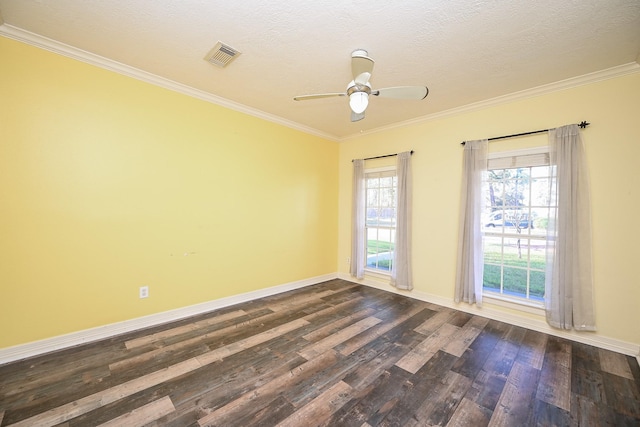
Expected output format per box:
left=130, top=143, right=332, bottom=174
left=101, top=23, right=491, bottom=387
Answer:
left=293, top=49, right=429, bottom=122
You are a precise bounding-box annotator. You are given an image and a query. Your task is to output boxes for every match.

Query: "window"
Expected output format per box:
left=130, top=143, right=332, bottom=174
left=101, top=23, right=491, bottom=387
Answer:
left=482, top=148, right=553, bottom=305
left=365, top=167, right=397, bottom=273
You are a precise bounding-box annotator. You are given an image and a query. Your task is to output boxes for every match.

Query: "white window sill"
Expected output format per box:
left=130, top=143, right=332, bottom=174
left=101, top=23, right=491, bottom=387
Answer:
left=483, top=292, right=545, bottom=315
left=364, top=268, right=391, bottom=280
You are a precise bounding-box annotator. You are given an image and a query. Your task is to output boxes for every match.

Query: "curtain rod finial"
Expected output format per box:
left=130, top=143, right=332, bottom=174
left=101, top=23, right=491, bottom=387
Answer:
left=578, top=121, right=590, bottom=128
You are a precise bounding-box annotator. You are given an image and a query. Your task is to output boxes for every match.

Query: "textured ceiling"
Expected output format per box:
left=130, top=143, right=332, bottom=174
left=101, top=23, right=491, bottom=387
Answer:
left=1, top=1, right=639, bottom=140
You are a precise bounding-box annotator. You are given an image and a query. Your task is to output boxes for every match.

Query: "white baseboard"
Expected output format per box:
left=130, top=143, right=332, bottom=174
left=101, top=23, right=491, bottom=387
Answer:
left=0, top=273, right=338, bottom=366
left=4, top=273, right=638, bottom=366
left=338, top=273, right=640, bottom=360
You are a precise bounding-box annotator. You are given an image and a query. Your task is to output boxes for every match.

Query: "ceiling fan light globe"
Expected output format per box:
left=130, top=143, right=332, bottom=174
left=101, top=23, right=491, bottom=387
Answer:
left=349, top=92, right=368, bottom=114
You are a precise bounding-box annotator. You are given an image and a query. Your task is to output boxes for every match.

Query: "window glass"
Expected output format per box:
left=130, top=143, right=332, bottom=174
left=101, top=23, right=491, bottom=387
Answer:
left=482, top=158, right=552, bottom=305
left=365, top=169, right=397, bottom=273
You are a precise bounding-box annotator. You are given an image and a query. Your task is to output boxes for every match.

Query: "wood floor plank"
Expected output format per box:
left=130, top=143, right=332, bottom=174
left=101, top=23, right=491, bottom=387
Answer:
left=96, top=396, right=176, bottom=427
left=462, top=324, right=523, bottom=413
left=489, top=361, right=540, bottom=426
left=337, top=303, right=429, bottom=356
left=375, top=351, right=459, bottom=426
left=1, top=346, right=119, bottom=402
left=6, top=358, right=202, bottom=427
left=300, top=295, right=366, bottom=323
left=570, top=392, right=600, bottom=427
left=448, top=311, right=473, bottom=327
left=267, top=289, right=337, bottom=312
left=6, top=318, right=309, bottom=427
left=341, top=329, right=426, bottom=392
left=571, top=341, right=600, bottom=373
left=445, top=397, right=492, bottom=427
left=395, top=322, right=459, bottom=374
left=442, top=315, right=490, bottom=358
left=455, top=321, right=514, bottom=388
left=503, top=323, right=528, bottom=347
left=304, top=320, right=431, bottom=422
left=536, top=336, right=572, bottom=411
left=159, top=352, right=307, bottom=426
left=298, top=316, right=382, bottom=360
left=533, top=397, right=571, bottom=426
left=451, top=327, right=502, bottom=380
left=124, top=309, right=248, bottom=349
left=302, top=307, right=377, bottom=342
left=196, top=350, right=340, bottom=427
left=283, top=314, right=430, bottom=411
left=317, top=285, right=371, bottom=307
left=135, top=333, right=306, bottom=416
left=275, top=380, right=353, bottom=427
left=572, top=365, right=607, bottom=403
left=1, top=280, right=638, bottom=426
left=464, top=369, right=507, bottom=413
left=407, top=370, right=473, bottom=426
left=110, top=338, right=203, bottom=372
left=232, top=395, right=295, bottom=427
left=599, top=347, right=635, bottom=379
left=321, top=368, right=394, bottom=426
left=601, top=370, right=640, bottom=418
left=343, top=365, right=415, bottom=427
left=518, top=329, right=548, bottom=370
left=0, top=364, right=112, bottom=415
left=380, top=364, right=471, bottom=426
left=110, top=311, right=306, bottom=372
left=196, top=318, right=309, bottom=365
left=413, top=307, right=455, bottom=335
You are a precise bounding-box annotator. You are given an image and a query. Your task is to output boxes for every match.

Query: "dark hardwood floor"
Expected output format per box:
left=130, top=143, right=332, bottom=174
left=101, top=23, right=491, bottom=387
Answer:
left=1, top=279, right=639, bottom=426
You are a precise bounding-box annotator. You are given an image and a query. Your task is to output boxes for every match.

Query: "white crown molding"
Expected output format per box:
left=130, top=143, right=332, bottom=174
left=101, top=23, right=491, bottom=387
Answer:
left=0, top=24, right=339, bottom=142
left=3, top=23, right=638, bottom=143
left=337, top=273, right=640, bottom=360
left=0, top=273, right=338, bottom=366
left=340, top=62, right=640, bottom=141
left=5, top=23, right=638, bottom=145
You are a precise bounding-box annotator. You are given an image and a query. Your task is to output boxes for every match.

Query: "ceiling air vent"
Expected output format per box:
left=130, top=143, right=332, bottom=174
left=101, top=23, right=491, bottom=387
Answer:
left=204, top=42, right=241, bottom=68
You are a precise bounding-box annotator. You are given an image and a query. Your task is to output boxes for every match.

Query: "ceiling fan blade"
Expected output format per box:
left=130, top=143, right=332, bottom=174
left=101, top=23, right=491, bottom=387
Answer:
left=373, top=86, right=429, bottom=100
left=351, top=110, right=365, bottom=122
left=293, top=93, right=346, bottom=101
left=354, top=72, right=371, bottom=85
left=352, top=53, right=374, bottom=81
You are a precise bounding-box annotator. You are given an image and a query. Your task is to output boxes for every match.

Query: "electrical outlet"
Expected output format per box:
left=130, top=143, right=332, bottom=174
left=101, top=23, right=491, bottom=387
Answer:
left=346, top=257, right=350, bottom=265
left=139, top=286, right=149, bottom=299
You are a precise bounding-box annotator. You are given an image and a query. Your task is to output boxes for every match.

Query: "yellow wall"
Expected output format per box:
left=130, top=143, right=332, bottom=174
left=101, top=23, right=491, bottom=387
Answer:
left=2, top=33, right=638, bottom=352
left=338, top=72, right=640, bottom=346
left=0, top=37, right=339, bottom=348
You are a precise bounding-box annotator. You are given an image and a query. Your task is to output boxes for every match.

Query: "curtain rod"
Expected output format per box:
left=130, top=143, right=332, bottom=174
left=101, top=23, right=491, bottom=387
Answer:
left=352, top=150, right=414, bottom=162
left=460, top=121, right=590, bottom=146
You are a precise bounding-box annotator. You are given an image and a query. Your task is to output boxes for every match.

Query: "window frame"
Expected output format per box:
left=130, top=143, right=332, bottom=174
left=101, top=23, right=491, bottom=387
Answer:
left=482, top=146, right=552, bottom=309
left=363, top=165, right=397, bottom=276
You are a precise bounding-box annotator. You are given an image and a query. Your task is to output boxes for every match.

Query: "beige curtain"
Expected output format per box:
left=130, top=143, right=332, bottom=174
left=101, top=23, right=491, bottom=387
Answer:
left=391, top=152, right=413, bottom=290
left=455, top=139, right=488, bottom=306
left=545, top=125, right=596, bottom=330
left=350, top=159, right=365, bottom=279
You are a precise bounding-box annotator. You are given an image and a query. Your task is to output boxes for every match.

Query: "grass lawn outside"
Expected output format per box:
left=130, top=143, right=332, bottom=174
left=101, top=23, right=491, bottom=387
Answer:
left=367, top=239, right=393, bottom=271
left=367, top=239, right=394, bottom=254
left=483, top=238, right=545, bottom=300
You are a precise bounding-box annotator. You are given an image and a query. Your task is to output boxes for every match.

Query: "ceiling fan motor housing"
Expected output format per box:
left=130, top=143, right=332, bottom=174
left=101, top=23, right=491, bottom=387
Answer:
left=346, top=81, right=372, bottom=96
left=352, top=49, right=369, bottom=58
